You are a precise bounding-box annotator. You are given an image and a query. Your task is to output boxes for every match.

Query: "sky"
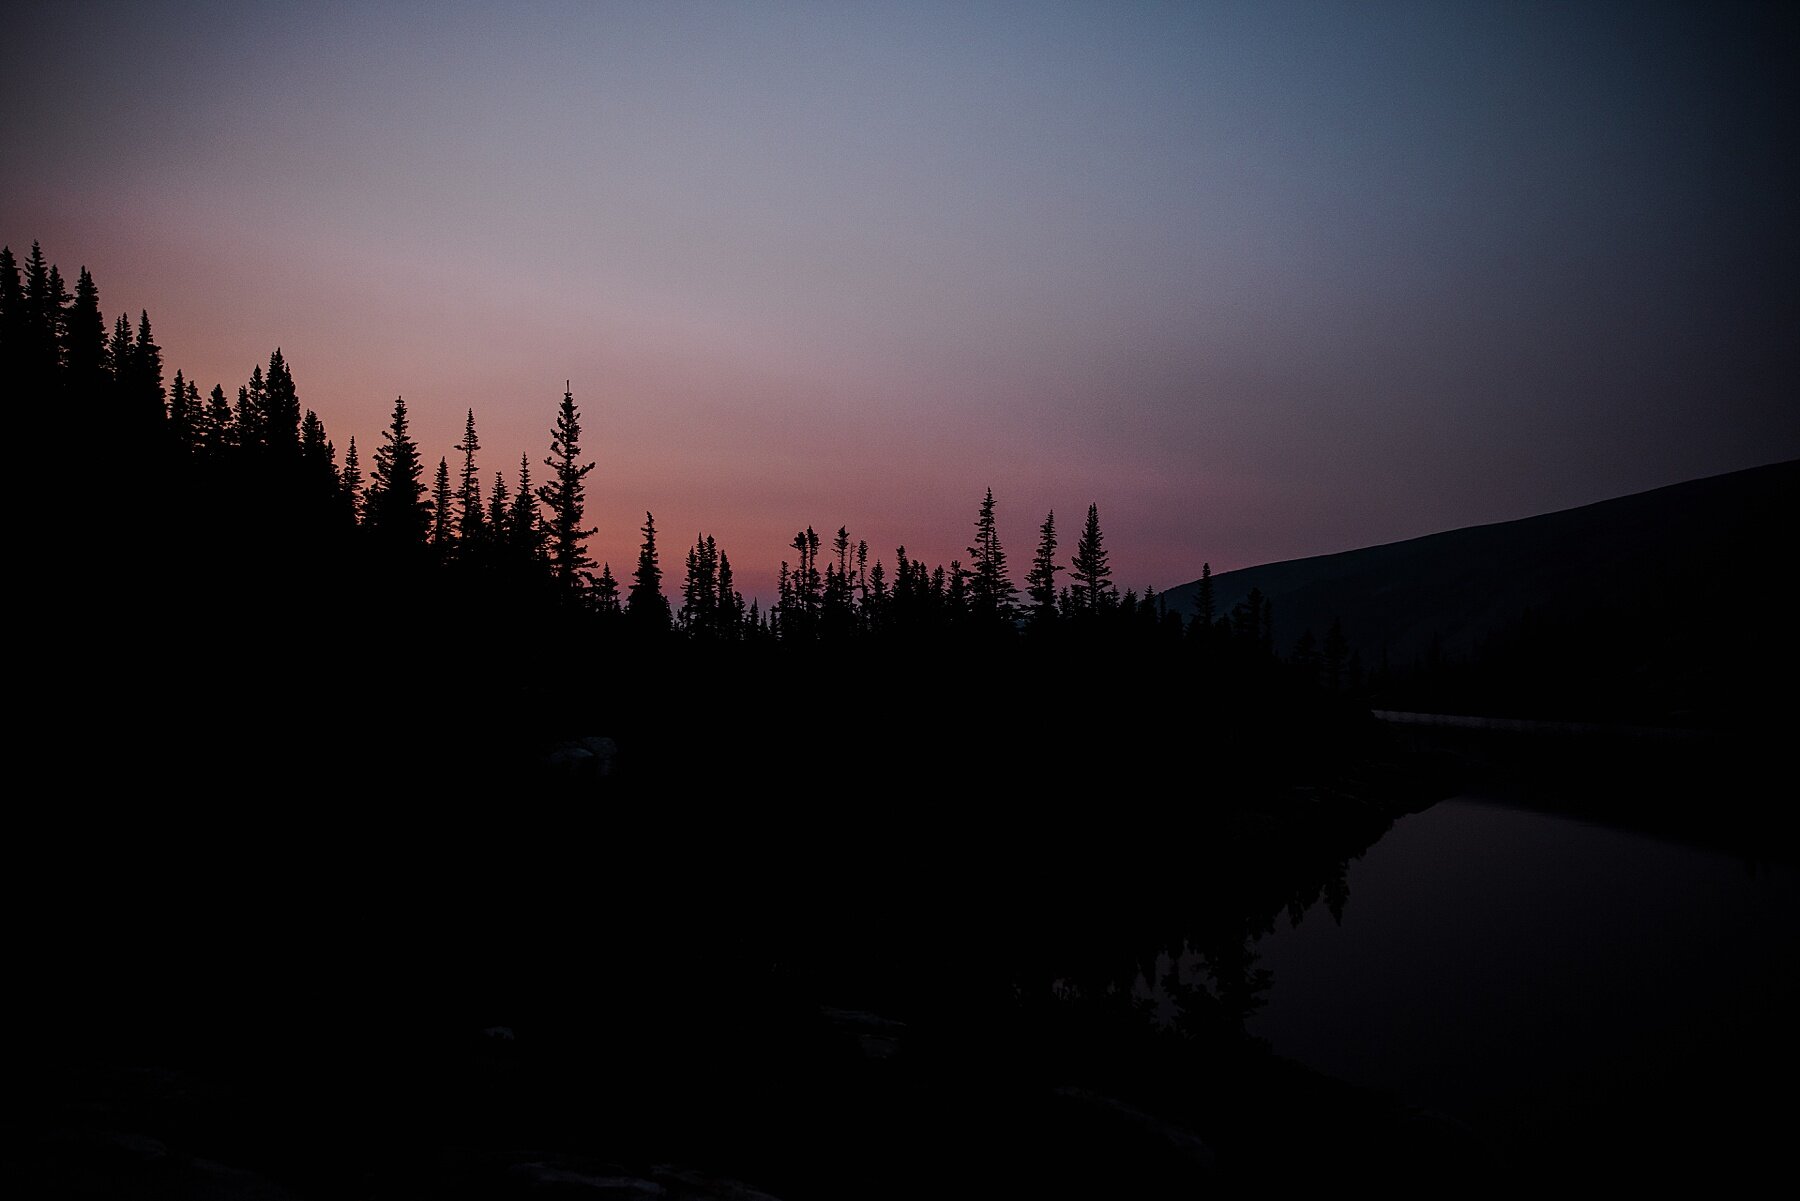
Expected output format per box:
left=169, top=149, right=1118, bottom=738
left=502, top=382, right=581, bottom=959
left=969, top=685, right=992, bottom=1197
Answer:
left=5, top=1, right=1795, bottom=603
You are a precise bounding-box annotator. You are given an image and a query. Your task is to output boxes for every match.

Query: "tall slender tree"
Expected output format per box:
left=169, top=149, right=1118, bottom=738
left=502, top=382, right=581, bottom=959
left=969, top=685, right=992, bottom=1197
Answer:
left=125, top=310, right=165, bottom=435
left=340, top=436, right=364, bottom=523
left=1193, top=562, right=1215, bottom=635
left=1069, top=502, right=1114, bottom=615
left=453, top=408, right=484, bottom=544
left=536, top=383, right=596, bottom=589
left=20, top=243, right=60, bottom=389
left=0, top=247, right=25, bottom=380
left=508, top=452, right=543, bottom=562
left=237, top=364, right=268, bottom=451
left=487, top=469, right=510, bottom=535
left=1025, top=509, right=1062, bottom=627
left=431, top=457, right=454, bottom=551
left=966, top=487, right=1017, bottom=625
left=166, top=370, right=193, bottom=453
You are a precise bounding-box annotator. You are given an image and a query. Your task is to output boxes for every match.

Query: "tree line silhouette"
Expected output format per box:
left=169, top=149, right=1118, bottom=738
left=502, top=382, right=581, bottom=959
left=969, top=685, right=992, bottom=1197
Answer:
left=12, top=240, right=1369, bottom=797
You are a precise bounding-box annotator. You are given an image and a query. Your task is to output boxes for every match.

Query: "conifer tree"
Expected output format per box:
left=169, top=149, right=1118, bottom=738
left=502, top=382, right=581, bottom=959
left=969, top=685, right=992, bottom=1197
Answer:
left=45, top=264, right=71, bottom=353
left=364, top=395, right=429, bottom=546
left=1193, top=562, right=1216, bottom=636
left=20, top=243, right=60, bottom=388
left=431, top=457, right=454, bottom=551
left=167, top=369, right=196, bottom=453
left=681, top=533, right=721, bottom=637
left=509, top=452, right=543, bottom=562
left=966, top=487, right=1017, bottom=625
left=263, top=348, right=300, bottom=457
left=299, top=409, right=340, bottom=510
left=946, top=559, right=970, bottom=623
left=1025, top=509, right=1062, bottom=627
left=487, top=469, right=510, bottom=535
left=106, top=313, right=133, bottom=387
left=822, top=527, right=856, bottom=636
left=453, top=408, right=484, bottom=544
left=787, top=526, right=822, bottom=633
left=1068, top=502, right=1114, bottom=615
left=0, top=247, right=24, bottom=378
left=340, top=436, right=364, bottom=523
left=63, top=267, right=107, bottom=401
left=536, top=383, right=596, bottom=589
left=717, top=550, right=743, bottom=637
left=126, top=310, right=165, bottom=433
left=593, top=562, right=622, bottom=617
left=238, top=364, right=268, bottom=450
left=627, top=511, right=670, bottom=631
left=202, top=384, right=235, bottom=456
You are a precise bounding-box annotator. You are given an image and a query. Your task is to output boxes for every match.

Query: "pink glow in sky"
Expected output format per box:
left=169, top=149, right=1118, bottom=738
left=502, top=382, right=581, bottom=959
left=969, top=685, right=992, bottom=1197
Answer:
left=6, top=2, right=1795, bottom=604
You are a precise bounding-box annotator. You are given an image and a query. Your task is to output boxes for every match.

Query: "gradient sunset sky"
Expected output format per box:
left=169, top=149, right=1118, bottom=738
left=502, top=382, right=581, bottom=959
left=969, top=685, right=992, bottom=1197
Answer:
left=6, top=1, right=1795, bottom=602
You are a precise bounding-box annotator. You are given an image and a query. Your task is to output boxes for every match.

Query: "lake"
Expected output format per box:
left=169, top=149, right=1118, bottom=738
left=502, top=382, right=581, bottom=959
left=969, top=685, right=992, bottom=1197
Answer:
left=1243, top=789, right=1800, bottom=1183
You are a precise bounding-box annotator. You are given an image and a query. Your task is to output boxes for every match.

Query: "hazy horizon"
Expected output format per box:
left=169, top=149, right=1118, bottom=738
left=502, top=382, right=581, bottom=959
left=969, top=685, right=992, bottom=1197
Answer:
left=7, top=0, right=1795, bottom=603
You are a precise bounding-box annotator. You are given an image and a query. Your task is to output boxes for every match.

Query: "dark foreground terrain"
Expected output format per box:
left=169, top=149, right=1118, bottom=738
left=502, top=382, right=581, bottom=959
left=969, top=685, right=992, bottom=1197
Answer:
left=17, top=670, right=1505, bottom=1199
left=23, top=595, right=1794, bottom=1198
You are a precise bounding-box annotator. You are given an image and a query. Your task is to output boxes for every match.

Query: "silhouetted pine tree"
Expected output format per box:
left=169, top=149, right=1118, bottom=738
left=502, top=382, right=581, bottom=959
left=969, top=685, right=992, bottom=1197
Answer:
left=0, top=248, right=24, bottom=380
left=167, top=369, right=198, bottom=454
left=20, top=243, right=61, bottom=394
left=945, top=559, right=970, bottom=624
left=105, top=313, right=132, bottom=388
left=593, top=562, right=622, bottom=617
left=237, top=365, right=268, bottom=451
left=125, top=310, right=165, bottom=436
left=299, top=409, right=341, bottom=514
left=431, top=457, right=454, bottom=552
left=363, top=395, right=429, bottom=547
left=785, top=526, right=822, bottom=638
left=1024, top=510, right=1062, bottom=629
left=508, top=452, right=544, bottom=564
left=263, top=348, right=300, bottom=457
left=681, top=533, right=720, bottom=637
left=340, top=436, right=364, bottom=523
left=1191, top=562, right=1216, bottom=640
left=822, top=526, right=856, bottom=638
left=453, top=408, right=484, bottom=546
left=202, top=384, right=235, bottom=456
left=966, top=487, right=1017, bottom=626
left=627, top=511, right=670, bottom=631
left=717, top=550, right=744, bottom=638
left=63, top=267, right=107, bottom=403
left=536, top=383, right=596, bottom=590
left=864, top=558, right=889, bottom=633
left=1069, top=503, right=1114, bottom=615
left=487, top=469, right=510, bottom=536
left=46, top=263, right=71, bottom=345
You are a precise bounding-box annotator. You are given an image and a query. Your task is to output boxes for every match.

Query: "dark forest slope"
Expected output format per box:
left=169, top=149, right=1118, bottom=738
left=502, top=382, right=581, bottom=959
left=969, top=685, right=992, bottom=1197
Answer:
left=1161, top=459, right=1799, bottom=724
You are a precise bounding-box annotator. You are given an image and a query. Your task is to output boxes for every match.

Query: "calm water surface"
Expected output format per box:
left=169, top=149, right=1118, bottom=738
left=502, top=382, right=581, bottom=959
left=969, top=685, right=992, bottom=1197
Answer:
left=1246, top=794, right=1800, bottom=1165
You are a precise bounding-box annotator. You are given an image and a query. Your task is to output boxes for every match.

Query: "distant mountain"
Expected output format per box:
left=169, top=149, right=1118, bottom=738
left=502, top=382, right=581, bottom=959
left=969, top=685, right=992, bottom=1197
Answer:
left=1159, top=459, right=1798, bottom=724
